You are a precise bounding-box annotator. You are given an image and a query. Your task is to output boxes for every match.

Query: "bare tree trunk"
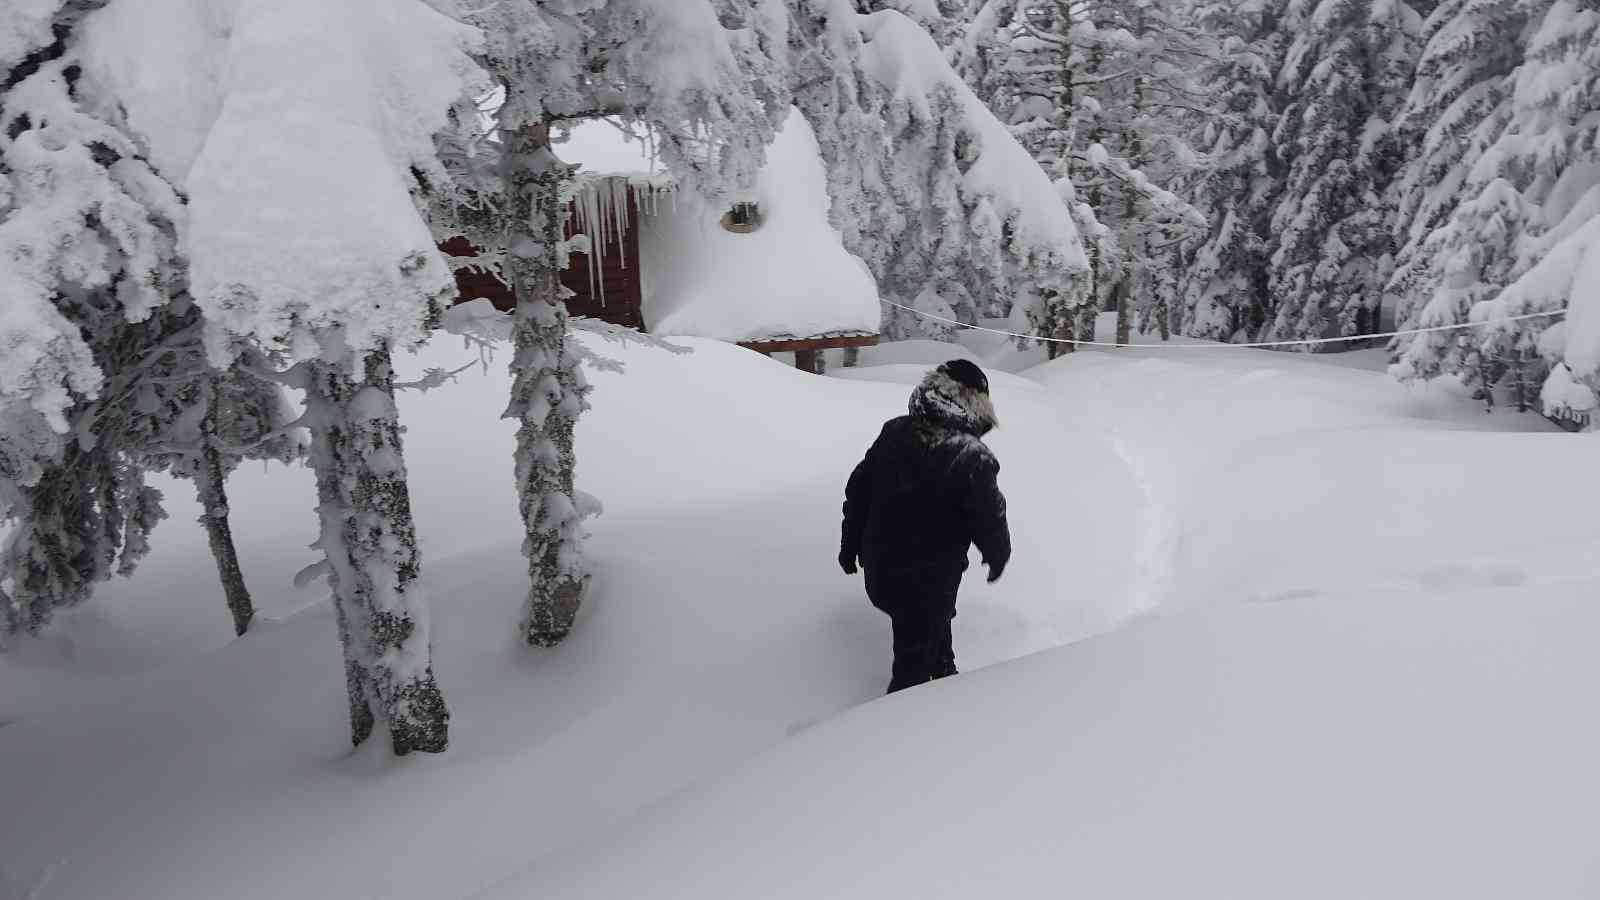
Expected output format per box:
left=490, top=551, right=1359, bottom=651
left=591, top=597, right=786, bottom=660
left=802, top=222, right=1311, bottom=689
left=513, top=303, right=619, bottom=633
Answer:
left=1159, top=245, right=1178, bottom=341
left=1511, top=349, right=1535, bottom=413
left=1076, top=256, right=1100, bottom=347
left=1044, top=298, right=1076, bottom=360
left=1119, top=7, right=1146, bottom=350
left=195, top=400, right=253, bottom=636
left=1114, top=276, right=1133, bottom=347
left=504, top=121, right=590, bottom=648
left=304, top=352, right=448, bottom=755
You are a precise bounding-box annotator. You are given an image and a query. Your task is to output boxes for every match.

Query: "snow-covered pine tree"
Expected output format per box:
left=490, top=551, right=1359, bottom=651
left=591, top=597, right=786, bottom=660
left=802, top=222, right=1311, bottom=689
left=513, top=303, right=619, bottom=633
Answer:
left=143, top=353, right=305, bottom=636
left=1082, top=0, right=1210, bottom=345
left=984, top=0, right=1112, bottom=346
left=0, top=0, right=187, bottom=638
left=792, top=2, right=1091, bottom=353
left=1464, top=0, right=1599, bottom=423
left=830, top=1, right=1000, bottom=339
left=1180, top=0, right=1288, bottom=341
left=1386, top=0, right=1539, bottom=342
left=1263, top=0, right=1423, bottom=345
left=952, top=0, right=1202, bottom=350
left=76, top=0, right=483, bottom=753
left=2, top=2, right=306, bottom=642
left=951, top=0, right=1019, bottom=110
left=854, top=0, right=967, bottom=44
left=443, top=0, right=786, bottom=647
left=1390, top=178, right=1537, bottom=399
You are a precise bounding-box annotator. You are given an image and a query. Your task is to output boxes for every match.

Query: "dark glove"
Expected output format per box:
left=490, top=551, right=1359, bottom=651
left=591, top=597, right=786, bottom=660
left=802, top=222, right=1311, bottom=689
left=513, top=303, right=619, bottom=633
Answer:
left=839, top=549, right=859, bottom=576
left=986, top=558, right=1006, bottom=583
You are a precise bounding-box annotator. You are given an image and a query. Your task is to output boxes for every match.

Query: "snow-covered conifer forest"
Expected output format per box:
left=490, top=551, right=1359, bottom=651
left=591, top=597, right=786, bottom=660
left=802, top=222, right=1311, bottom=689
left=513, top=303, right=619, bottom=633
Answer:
left=1, top=0, right=1597, bottom=897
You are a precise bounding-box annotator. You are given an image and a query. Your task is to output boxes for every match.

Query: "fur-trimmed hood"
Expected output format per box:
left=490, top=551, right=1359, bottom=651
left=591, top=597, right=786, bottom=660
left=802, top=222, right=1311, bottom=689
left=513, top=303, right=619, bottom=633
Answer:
left=908, top=361, right=998, bottom=437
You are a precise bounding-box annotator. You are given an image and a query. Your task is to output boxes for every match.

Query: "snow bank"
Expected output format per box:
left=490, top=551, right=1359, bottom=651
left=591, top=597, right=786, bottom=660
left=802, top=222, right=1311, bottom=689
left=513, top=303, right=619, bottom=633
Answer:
left=0, top=335, right=1141, bottom=900
left=485, top=347, right=1593, bottom=900
left=485, top=572, right=1600, bottom=900
left=638, top=110, right=882, bottom=341
left=0, top=308, right=1570, bottom=900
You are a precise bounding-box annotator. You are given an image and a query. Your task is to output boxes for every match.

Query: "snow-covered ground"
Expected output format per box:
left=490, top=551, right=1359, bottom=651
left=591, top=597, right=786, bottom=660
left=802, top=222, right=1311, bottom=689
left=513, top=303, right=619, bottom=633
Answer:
left=3, top=323, right=1594, bottom=900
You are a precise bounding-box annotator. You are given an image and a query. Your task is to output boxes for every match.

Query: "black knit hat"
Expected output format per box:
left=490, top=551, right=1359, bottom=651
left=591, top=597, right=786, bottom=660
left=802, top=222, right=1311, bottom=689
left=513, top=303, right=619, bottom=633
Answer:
left=938, top=359, right=989, bottom=395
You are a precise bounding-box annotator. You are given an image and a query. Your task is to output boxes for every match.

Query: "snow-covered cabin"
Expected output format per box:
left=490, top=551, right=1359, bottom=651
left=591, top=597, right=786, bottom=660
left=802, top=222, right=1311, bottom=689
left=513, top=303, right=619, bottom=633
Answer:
left=447, top=109, right=882, bottom=372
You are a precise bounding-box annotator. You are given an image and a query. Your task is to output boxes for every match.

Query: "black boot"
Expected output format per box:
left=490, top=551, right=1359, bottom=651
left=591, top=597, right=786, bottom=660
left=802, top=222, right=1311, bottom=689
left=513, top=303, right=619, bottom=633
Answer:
left=887, top=616, right=937, bottom=693
left=931, top=611, right=957, bottom=680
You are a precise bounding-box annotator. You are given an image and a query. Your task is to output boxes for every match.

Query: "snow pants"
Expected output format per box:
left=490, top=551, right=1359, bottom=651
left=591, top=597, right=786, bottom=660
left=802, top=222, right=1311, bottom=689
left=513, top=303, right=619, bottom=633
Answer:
left=865, top=565, right=961, bottom=694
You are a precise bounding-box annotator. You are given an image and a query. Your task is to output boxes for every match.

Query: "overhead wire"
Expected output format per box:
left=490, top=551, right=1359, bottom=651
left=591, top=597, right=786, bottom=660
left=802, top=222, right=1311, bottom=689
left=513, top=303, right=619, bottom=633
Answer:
left=879, top=298, right=1566, bottom=351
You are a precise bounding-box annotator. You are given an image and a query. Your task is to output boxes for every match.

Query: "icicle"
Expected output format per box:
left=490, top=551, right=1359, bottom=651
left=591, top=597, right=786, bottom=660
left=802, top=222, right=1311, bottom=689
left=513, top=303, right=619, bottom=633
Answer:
left=593, top=183, right=605, bottom=306
left=610, top=177, right=631, bottom=289
left=574, top=181, right=601, bottom=306
left=567, top=174, right=677, bottom=313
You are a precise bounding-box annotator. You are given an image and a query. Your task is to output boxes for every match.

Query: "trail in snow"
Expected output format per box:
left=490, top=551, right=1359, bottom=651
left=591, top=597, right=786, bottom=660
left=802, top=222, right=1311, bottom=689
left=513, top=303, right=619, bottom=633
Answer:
left=1101, top=432, right=1181, bottom=619
left=481, top=340, right=1596, bottom=900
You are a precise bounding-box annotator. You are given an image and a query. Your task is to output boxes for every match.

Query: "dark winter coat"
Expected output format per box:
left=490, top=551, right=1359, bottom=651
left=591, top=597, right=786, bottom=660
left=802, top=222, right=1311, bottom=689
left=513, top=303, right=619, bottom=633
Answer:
left=840, top=365, right=1011, bottom=582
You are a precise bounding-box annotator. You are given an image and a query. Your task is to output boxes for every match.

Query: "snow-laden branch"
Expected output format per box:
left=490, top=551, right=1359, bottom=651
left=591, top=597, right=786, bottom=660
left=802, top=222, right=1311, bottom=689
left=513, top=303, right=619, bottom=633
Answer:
left=393, top=362, right=478, bottom=392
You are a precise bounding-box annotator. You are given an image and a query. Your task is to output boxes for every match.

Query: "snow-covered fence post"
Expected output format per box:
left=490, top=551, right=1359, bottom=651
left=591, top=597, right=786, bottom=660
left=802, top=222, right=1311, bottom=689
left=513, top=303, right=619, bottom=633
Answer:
left=302, top=353, right=449, bottom=755
left=502, top=120, right=590, bottom=648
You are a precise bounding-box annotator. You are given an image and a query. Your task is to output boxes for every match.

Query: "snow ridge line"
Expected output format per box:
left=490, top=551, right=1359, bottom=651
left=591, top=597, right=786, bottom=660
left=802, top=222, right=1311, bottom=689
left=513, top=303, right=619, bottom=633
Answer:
left=880, top=299, right=1566, bottom=350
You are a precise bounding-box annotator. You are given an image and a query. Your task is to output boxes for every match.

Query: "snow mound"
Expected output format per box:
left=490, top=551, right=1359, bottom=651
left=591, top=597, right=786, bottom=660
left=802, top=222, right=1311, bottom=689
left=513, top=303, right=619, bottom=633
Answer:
left=483, top=575, right=1600, bottom=900
left=482, top=351, right=1596, bottom=900
left=639, top=110, right=881, bottom=342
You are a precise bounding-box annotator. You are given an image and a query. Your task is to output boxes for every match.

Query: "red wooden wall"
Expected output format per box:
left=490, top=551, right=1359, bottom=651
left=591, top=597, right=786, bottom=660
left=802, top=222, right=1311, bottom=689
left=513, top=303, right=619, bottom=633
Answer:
left=440, top=190, right=644, bottom=330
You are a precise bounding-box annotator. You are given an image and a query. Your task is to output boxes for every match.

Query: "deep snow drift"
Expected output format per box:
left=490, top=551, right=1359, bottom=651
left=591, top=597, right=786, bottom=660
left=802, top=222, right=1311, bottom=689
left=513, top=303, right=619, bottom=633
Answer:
left=3, top=324, right=1593, bottom=900
left=0, top=333, right=1140, bottom=900
left=492, top=345, right=1599, bottom=899
left=489, top=577, right=1600, bottom=900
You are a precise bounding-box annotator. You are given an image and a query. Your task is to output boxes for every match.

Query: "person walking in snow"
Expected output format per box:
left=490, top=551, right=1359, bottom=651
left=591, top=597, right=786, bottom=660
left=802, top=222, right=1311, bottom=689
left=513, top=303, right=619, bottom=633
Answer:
left=839, top=359, right=1011, bottom=694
